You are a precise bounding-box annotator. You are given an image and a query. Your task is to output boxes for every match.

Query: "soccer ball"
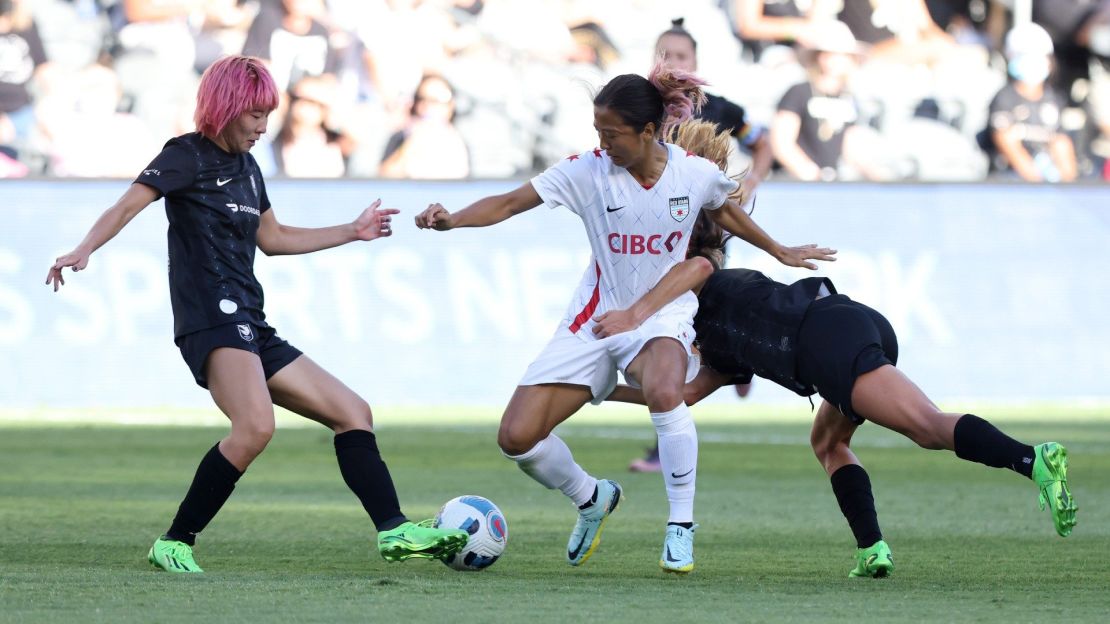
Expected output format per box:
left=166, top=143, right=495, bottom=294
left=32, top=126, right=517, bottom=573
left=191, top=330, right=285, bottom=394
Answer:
left=433, top=495, right=508, bottom=571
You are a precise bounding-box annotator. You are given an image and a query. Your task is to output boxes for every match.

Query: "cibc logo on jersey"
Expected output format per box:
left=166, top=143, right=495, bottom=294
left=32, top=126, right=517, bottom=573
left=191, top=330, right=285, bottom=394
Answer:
left=608, top=231, right=683, bottom=255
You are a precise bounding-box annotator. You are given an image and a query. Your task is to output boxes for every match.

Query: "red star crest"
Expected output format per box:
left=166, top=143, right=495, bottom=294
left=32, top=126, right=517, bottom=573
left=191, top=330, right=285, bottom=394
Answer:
left=566, top=154, right=580, bottom=161
left=593, top=148, right=603, bottom=158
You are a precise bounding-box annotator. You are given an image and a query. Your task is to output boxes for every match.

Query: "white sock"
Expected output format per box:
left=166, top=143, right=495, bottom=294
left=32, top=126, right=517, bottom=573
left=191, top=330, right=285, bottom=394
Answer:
left=652, top=403, right=698, bottom=523
left=504, top=435, right=597, bottom=506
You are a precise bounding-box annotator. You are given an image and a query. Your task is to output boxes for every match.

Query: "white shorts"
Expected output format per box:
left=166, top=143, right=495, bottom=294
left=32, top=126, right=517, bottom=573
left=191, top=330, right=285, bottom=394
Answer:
left=518, top=312, right=699, bottom=403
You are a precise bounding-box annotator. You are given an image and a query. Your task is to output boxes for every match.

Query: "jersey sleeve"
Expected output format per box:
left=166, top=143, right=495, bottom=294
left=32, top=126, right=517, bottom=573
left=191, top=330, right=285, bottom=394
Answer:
left=700, top=165, right=739, bottom=211
left=529, top=154, right=596, bottom=217
left=988, top=87, right=1017, bottom=131
left=134, top=140, right=198, bottom=198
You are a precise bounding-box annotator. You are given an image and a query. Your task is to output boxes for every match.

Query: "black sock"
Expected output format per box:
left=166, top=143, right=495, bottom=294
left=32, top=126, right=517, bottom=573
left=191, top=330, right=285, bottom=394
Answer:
left=829, top=464, right=883, bottom=549
left=334, top=430, right=406, bottom=531
left=953, top=414, right=1035, bottom=479
left=667, top=521, right=694, bottom=529
left=166, top=443, right=242, bottom=546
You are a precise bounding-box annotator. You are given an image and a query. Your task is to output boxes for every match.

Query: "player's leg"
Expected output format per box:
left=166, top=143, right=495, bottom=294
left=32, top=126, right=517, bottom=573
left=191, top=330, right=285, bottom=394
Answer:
left=626, top=337, right=698, bottom=573
left=500, top=383, right=622, bottom=566
left=151, top=346, right=273, bottom=573
left=810, top=401, right=892, bottom=578
left=266, top=354, right=467, bottom=562
left=850, top=364, right=1076, bottom=536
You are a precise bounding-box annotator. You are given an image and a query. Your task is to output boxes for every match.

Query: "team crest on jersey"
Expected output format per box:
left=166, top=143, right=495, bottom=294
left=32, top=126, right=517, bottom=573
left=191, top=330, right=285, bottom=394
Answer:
left=669, top=196, right=690, bottom=222
left=237, top=323, right=254, bottom=342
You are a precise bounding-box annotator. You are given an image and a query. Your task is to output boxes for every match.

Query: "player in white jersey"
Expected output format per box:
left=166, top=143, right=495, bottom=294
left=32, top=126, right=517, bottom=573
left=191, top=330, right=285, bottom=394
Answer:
left=416, top=62, right=835, bottom=573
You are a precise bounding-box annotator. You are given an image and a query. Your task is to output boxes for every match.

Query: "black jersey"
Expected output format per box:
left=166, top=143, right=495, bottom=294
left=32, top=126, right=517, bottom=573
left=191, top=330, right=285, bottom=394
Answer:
left=135, top=132, right=271, bottom=338
left=694, top=268, right=834, bottom=396
left=699, top=94, right=762, bottom=148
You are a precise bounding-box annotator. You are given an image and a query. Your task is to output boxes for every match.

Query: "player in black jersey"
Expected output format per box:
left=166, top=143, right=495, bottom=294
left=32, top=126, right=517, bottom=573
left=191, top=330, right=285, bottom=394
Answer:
left=45, top=56, right=467, bottom=573
left=601, top=122, right=1077, bottom=578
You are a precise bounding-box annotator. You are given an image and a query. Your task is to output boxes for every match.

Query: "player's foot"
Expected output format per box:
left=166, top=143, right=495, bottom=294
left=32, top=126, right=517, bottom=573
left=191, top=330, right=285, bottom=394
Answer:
left=567, top=479, right=622, bottom=566
left=629, top=446, right=661, bottom=473
left=1033, top=442, right=1077, bottom=537
left=148, top=537, right=203, bottom=573
left=659, top=523, right=697, bottom=574
left=848, top=539, right=893, bottom=578
left=377, top=520, right=469, bottom=562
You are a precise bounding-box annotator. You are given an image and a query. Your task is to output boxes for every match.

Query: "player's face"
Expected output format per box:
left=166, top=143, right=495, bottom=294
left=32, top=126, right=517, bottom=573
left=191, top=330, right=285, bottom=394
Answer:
left=220, top=108, right=271, bottom=154
left=594, top=105, right=653, bottom=168
left=656, top=34, right=696, bottom=73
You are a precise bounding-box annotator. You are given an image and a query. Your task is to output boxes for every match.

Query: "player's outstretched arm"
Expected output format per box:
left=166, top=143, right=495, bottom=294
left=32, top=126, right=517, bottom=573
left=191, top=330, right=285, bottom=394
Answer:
left=256, top=199, right=399, bottom=256
left=592, top=256, right=715, bottom=339
left=709, top=198, right=836, bottom=270
left=45, top=182, right=159, bottom=292
left=414, top=182, right=542, bottom=231
left=606, top=367, right=732, bottom=406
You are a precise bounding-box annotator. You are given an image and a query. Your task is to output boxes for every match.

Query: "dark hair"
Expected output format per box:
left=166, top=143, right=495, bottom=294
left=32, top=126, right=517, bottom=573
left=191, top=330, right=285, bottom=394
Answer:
left=687, top=210, right=729, bottom=268
left=593, top=60, right=706, bottom=136
left=0, top=0, right=12, bottom=17
left=656, top=17, right=697, bottom=53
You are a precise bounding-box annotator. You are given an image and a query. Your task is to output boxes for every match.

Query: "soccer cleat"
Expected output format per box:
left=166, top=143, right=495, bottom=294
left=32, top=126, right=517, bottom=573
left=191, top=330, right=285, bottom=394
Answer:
left=567, top=479, right=622, bottom=566
left=148, top=537, right=203, bottom=573
left=1033, top=442, right=1077, bottom=537
left=659, top=523, right=697, bottom=574
left=848, top=539, right=893, bottom=578
left=377, top=520, right=469, bottom=562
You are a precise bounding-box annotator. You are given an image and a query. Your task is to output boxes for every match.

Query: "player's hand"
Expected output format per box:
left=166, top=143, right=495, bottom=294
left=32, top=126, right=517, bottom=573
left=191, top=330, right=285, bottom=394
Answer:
left=45, top=249, right=90, bottom=292
left=776, top=244, right=837, bottom=270
left=352, top=199, right=400, bottom=241
left=591, top=309, right=640, bottom=338
left=415, top=203, right=454, bottom=231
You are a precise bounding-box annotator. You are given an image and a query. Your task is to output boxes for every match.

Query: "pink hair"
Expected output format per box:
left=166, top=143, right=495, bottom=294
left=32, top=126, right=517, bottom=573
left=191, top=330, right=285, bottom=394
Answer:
left=194, top=56, right=279, bottom=139
left=647, top=59, right=708, bottom=137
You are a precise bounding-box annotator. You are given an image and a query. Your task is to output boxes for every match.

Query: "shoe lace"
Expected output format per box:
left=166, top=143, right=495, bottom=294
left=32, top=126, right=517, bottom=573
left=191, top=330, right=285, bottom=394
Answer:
left=414, top=519, right=436, bottom=529
left=168, top=541, right=194, bottom=563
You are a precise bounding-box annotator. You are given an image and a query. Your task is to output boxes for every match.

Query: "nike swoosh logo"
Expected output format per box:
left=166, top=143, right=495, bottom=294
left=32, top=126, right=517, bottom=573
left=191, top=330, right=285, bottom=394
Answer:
left=606, top=205, right=625, bottom=212
left=671, top=468, right=694, bottom=479
left=216, top=177, right=233, bottom=186
left=567, top=532, right=589, bottom=560
left=665, top=545, right=681, bottom=563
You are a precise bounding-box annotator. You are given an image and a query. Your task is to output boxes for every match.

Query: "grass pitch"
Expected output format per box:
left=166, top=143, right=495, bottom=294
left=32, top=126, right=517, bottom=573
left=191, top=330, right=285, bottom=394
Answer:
left=1, top=405, right=1108, bottom=623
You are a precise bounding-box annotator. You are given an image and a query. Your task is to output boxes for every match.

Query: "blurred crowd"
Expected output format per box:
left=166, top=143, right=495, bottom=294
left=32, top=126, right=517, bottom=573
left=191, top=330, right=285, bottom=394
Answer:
left=1, top=0, right=1109, bottom=182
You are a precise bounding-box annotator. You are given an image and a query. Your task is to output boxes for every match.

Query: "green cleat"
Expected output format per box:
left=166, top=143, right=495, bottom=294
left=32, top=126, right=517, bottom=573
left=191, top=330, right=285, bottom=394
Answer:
left=848, top=540, right=893, bottom=578
left=377, top=520, right=468, bottom=562
left=1033, top=442, right=1077, bottom=537
left=148, top=537, right=203, bottom=573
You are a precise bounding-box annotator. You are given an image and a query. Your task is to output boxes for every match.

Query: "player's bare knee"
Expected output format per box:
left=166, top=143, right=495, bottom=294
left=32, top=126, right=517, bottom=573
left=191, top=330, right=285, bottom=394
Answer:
left=496, top=419, right=538, bottom=457
left=644, top=386, right=684, bottom=413
left=906, top=408, right=946, bottom=449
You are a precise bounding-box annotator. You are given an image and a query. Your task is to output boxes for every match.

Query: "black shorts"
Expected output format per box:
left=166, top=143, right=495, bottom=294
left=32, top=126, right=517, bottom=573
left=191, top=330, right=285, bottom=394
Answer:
left=175, top=322, right=302, bottom=389
left=796, top=295, right=898, bottom=424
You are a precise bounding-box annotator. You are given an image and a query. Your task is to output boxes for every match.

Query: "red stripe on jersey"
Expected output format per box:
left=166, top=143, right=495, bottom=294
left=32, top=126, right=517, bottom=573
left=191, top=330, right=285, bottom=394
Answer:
left=569, top=262, right=602, bottom=334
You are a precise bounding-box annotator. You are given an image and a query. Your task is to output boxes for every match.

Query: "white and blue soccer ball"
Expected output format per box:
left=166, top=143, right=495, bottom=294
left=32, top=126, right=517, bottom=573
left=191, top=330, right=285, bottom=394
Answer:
left=434, top=495, right=508, bottom=571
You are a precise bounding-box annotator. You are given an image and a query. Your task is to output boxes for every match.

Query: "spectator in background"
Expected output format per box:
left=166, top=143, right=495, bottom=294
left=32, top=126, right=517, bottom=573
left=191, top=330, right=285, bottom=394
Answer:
left=656, top=19, right=772, bottom=201
left=379, top=73, right=468, bottom=179
left=194, top=0, right=261, bottom=73
left=988, top=23, right=1077, bottom=182
left=242, top=0, right=337, bottom=91
left=274, top=74, right=346, bottom=177
left=110, top=0, right=199, bottom=137
left=0, top=0, right=47, bottom=149
left=44, top=62, right=156, bottom=177
left=1033, top=1, right=1110, bottom=178
left=836, top=0, right=965, bottom=66
left=772, top=21, right=886, bottom=180
left=731, top=0, right=840, bottom=61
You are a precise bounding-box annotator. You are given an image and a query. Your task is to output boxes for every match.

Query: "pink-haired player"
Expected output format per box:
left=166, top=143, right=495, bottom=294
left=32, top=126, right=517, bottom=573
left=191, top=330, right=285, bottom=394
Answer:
left=416, top=62, right=835, bottom=573
left=45, top=56, right=468, bottom=573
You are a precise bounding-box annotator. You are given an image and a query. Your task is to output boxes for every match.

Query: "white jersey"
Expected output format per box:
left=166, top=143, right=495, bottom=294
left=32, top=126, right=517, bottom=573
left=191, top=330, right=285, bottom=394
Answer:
left=531, top=143, right=738, bottom=340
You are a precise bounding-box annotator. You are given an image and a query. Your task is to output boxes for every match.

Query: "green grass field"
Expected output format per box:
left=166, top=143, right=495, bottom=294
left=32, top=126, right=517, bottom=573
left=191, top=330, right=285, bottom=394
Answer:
left=1, top=405, right=1108, bottom=623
